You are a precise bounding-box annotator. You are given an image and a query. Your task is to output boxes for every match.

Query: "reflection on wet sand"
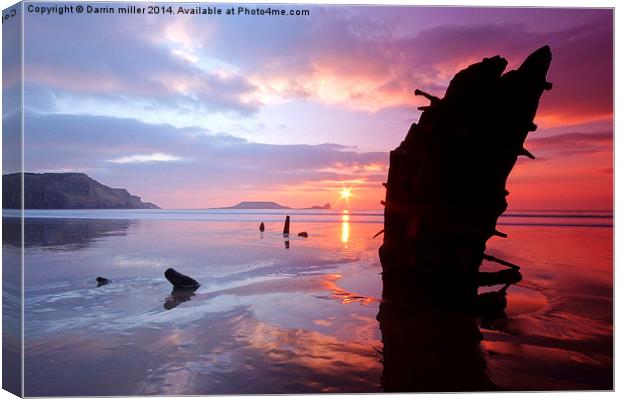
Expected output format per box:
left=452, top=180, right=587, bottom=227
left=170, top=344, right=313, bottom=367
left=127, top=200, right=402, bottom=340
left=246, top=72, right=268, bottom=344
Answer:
left=341, top=213, right=350, bottom=244
left=2, top=216, right=22, bottom=395
left=3, top=217, right=132, bottom=250
left=162, top=273, right=379, bottom=311
left=319, top=274, right=377, bottom=305
left=158, top=257, right=501, bottom=391
left=164, top=287, right=199, bottom=310
left=21, top=215, right=613, bottom=394
left=377, top=252, right=515, bottom=391
left=378, top=299, right=494, bottom=392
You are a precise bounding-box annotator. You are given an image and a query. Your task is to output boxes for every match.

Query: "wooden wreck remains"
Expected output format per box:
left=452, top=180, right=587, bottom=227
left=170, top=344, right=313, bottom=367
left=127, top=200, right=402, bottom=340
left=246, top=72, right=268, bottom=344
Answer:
left=379, top=46, right=553, bottom=307
left=377, top=46, right=553, bottom=392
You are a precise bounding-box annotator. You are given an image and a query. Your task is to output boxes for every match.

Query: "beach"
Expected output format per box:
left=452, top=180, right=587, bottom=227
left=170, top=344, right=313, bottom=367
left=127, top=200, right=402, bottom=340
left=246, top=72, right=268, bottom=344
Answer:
left=3, top=209, right=612, bottom=394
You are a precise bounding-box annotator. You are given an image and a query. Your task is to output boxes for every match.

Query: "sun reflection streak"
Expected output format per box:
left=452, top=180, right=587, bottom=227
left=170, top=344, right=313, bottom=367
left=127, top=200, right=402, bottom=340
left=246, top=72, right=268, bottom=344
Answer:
left=341, top=212, right=350, bottom=245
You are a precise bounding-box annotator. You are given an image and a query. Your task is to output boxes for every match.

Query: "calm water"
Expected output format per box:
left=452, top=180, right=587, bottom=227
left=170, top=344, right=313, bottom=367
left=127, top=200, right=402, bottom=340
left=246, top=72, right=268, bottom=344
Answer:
left=2, top=209, right=613, bottom=394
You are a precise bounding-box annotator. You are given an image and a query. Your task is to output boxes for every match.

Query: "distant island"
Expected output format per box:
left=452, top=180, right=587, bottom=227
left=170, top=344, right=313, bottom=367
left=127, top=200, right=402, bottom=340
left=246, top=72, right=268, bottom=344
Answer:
left=219, top=201, right=331, bottom=210
left=2, top=173, right=160, bottom=209
left=305, top=203, right=332, bottom=210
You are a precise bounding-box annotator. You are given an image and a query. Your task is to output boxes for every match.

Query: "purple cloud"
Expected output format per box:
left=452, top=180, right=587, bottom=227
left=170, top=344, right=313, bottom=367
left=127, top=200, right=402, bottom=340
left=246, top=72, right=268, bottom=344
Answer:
left=23, top=112, right=388, bottom=207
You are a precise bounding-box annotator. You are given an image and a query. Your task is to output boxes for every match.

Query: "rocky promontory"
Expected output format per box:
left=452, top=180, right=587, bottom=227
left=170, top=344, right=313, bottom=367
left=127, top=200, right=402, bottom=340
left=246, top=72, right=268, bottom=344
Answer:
left=2, top=173, right=160, bottom=209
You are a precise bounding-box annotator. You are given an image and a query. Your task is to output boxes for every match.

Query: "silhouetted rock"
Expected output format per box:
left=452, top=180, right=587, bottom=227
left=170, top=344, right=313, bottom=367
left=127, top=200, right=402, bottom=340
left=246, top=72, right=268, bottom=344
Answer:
left=2, top=173, right=159, bottom=209
left=283, top=215, right=290, bottom=236
left=379, top=46, right=551, bottom=306
left=298, top=232, right=309, bottom=238
left=259, top=222, right=265, bottom=232
left=96, top=276, right=109, bottom=287
left=164, top=268, right=200, bottom=289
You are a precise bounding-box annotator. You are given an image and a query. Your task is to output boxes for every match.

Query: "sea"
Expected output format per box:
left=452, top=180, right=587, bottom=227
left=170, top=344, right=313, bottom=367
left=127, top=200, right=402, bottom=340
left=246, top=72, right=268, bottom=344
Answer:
left=1, top=209, right=613, bottom=395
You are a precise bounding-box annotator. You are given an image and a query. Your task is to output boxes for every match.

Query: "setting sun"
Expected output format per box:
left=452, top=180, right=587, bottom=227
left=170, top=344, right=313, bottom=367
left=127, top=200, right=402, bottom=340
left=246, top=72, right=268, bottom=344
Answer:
left=339, top=188, right=352, bottom=201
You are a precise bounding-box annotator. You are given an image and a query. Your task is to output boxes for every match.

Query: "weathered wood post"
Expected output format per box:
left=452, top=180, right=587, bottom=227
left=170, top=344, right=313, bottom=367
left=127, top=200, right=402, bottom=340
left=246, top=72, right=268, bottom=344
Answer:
left=377, top=47, right=552, bottom=392
left=379, top=46, right=552, bottom=307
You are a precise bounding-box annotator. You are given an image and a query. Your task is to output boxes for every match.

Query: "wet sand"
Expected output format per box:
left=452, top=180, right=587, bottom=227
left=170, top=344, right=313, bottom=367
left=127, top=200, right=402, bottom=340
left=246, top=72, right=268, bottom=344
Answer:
left=4, top=210, right=612, bottom=394
left=482, top=226, right=613, bottom=390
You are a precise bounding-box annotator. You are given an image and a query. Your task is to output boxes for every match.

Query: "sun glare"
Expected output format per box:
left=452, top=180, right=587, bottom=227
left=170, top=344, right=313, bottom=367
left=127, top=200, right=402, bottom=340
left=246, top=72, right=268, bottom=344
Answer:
left=339, top=187, right=352, bottom=201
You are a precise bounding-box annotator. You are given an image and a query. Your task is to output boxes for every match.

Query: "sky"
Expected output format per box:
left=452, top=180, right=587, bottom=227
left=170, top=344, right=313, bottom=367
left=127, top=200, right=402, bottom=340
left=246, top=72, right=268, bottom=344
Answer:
left=12, top=3, right=613, bottom=209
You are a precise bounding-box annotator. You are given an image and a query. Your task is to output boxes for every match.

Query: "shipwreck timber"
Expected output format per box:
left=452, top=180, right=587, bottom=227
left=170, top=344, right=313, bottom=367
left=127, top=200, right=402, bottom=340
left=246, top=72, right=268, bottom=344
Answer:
left=379, top=46, right=552, bottom=306
left=377, top=46, right=552, bottom=392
